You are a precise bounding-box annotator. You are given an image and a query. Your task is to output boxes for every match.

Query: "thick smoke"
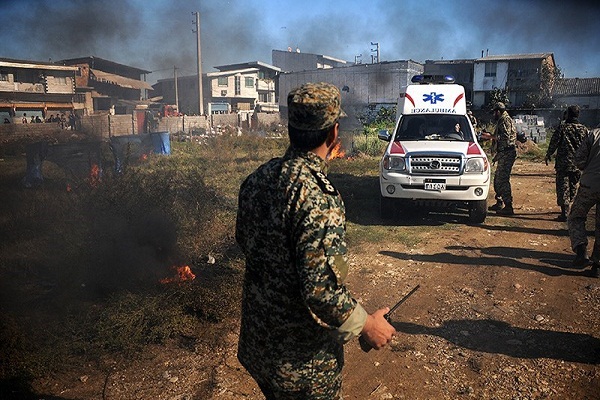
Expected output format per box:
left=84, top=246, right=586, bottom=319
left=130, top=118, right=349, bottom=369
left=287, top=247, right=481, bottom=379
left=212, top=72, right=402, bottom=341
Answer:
left=0, top=0, right=598, bottom=81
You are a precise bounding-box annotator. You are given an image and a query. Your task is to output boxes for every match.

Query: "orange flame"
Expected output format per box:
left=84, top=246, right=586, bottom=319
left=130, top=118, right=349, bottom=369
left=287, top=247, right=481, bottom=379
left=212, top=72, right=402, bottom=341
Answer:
left=329, top=141, right=346, bottom=160
left=88, top=164, right=101, bottom=187
left=160, top=265, right=196, bottom=284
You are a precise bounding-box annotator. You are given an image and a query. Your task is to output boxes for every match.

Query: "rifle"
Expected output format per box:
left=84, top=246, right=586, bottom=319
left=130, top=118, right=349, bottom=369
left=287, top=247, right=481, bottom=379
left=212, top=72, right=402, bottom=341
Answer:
left=359, top=284, right=420, bottom=352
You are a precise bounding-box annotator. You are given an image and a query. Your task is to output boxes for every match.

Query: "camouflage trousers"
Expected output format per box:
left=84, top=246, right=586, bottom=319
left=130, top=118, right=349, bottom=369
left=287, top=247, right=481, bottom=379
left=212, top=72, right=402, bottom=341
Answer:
left=555, top=169, right=581, bottom=207
left=493, top=148, right=516, bottom=204
left=255, top=373, right=343, bottom=400
left=568, top=184, right=600, bottom=261
left=241, top=347, right=344, bottom=400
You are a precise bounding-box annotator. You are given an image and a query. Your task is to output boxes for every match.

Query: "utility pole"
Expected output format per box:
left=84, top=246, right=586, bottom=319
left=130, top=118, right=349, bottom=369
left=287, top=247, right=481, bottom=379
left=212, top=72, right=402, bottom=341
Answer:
left=192, top=11, right=204, bottom=115
left=174, top=66, right=179, bottom=113
left=371, top=42, right=380, bottom=64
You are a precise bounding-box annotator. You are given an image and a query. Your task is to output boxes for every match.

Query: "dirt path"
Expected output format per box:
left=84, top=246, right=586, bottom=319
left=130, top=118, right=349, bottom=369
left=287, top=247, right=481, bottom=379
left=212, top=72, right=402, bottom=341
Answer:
left=214, top=159, right=600, bottom=399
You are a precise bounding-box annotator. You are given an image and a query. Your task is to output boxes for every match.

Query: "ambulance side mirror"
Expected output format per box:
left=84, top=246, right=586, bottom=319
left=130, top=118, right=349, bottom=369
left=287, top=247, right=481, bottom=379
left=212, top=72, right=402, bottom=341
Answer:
left=378, top=129, right=391, bottom=142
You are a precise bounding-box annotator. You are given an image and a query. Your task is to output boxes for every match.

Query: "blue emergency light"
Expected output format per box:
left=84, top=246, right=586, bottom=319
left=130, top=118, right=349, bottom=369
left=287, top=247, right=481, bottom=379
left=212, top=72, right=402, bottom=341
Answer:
left=411, top=74, right=455, bottom=84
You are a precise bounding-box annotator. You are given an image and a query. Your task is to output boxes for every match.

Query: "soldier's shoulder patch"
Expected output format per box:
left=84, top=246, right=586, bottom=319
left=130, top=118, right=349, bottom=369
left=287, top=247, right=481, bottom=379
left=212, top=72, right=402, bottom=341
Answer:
left=310, top=170, right=338, bottom=195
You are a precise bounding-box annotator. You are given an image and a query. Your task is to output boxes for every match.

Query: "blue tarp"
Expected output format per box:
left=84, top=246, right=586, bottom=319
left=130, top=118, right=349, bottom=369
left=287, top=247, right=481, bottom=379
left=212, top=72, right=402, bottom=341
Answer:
left=151, top=132, right=170, bottom=155
left=109, top=132, right=170, bottom=173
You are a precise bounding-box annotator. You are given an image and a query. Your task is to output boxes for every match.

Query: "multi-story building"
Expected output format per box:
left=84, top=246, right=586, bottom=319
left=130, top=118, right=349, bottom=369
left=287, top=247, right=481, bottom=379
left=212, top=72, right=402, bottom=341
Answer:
left=60, top=56, right=153, bottom=114
left=207, top=61, right=281, bottom=114
left=152, top=61, right=280, bottom=118
left=0, top=57, right=78, bottom=123
left=472, top=53, right=556, bottom=109
left=423, top=59, right=475, bottom=105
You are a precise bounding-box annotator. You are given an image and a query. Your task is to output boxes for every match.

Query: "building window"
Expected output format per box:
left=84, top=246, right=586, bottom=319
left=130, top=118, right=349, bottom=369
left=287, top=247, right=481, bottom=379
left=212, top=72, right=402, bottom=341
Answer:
left=258, top=92, right=268, bottom=102
left=218, top=76, right=228, bottom=86
left=484, top=63, right=497, bottom=77
left=0, top=72, right=8, bottom=81
left=235, top=76, right=241, bottom=95
left=245, top=77, right=254, bottom=88
left=221, top=90, right=227, bottom=96
left=258, top=71, right=265, bottom=79
left=55, top=76, right=67, bottom=84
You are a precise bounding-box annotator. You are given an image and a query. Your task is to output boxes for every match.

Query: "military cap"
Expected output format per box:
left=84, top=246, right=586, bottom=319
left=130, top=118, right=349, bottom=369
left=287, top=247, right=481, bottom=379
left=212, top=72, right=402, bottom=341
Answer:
left=493, top=102, right=506, bottom=111
left=567, top=104, right=580, bottom=118
left=287, top=82, right=346, bottom=131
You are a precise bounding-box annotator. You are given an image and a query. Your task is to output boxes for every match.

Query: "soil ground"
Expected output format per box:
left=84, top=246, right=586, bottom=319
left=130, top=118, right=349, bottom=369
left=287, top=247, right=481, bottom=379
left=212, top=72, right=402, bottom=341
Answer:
left=28, top=159, right=600, bottom=399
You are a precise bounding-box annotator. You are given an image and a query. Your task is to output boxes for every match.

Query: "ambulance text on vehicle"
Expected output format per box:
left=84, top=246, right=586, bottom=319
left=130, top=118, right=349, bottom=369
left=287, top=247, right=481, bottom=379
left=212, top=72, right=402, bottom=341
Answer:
left=378, top=75, right=490, bottom=223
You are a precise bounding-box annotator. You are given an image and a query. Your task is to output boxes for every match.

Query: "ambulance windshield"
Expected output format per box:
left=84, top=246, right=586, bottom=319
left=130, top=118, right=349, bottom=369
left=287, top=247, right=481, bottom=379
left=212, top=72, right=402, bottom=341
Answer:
left=395, top=115, right=473, bottom=142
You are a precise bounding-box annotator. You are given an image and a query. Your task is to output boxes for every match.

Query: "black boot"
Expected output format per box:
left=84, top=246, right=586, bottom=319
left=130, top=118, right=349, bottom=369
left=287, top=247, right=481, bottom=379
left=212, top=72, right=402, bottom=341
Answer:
left=488, top=199, right=503, bottom=211
left=573, top=244, right=589, bottom=268
left=591, top=264, right=600, bottom=278
left=557, top=205, right=567, bottom=222
left=497, top=202, right=514, bottom=216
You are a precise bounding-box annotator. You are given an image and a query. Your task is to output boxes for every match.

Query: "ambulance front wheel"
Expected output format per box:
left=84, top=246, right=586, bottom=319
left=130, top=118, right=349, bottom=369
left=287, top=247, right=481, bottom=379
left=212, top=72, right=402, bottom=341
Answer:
left=469, top=199, right=487, bottom=223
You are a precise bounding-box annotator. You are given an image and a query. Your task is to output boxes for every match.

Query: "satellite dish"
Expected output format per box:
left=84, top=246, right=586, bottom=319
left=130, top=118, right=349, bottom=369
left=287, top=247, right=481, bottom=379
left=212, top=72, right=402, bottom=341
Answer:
left=287, top=47, right=292, bottom=52
left=296, top=47, right=300, bottom=53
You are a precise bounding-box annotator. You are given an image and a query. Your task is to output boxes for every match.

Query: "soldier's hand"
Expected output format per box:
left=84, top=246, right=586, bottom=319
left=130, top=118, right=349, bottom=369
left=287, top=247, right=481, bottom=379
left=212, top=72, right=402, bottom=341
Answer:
left=545, top=155, right=551, bottom=166
left=480, top=131, right=492, bottom=141
left=360, top=308, right=396, bottom=350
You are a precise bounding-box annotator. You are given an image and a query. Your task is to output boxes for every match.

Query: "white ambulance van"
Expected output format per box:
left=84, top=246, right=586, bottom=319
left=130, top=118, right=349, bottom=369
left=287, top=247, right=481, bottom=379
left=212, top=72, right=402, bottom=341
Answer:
left=378, top=75, right=490, bottom=223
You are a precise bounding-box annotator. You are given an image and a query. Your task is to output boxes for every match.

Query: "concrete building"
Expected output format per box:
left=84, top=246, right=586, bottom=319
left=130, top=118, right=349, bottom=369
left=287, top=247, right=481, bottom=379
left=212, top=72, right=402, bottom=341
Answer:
left=278, top=60, right=424, bottom=129
left=0, top=57, right=78, bottom=123
left=207, top=61, right=281, bottom=114
left=60, top=56, right=153, bottom=115
left=153, top=61, right=280, bottom=118
left=152, top=74, right=210, bottom=116
left=472, top=53, right=556, bottom=109
left=424, top=59, right=475, bottom=105
left=553, top=77, right=600, bottom=110
left=272, top=48, right=348, bottom=72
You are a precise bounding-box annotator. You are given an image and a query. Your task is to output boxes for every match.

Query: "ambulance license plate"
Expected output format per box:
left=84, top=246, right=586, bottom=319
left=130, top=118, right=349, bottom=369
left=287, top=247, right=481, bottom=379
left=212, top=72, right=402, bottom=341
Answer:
left=424, top=180, right=446, bottom=191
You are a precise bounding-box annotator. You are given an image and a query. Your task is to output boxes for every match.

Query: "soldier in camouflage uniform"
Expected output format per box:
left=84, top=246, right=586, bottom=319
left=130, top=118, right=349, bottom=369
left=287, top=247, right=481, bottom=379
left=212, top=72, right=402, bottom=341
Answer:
left=481, top=102, right=517, bottom=215
left=568, top=127, right=600, bottom=277
left=235, top=82, right=396, bottom=399
left=545, top=105, right=589, bottom=221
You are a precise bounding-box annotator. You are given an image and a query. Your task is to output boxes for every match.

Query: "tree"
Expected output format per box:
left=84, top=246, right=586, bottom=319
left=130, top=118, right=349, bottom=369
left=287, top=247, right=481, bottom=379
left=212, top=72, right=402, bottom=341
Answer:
left=488, top=88, right=510, bottom=110
left=521, top=61, right=562, bottom=109
left=539, top=60, right=562, bottom=107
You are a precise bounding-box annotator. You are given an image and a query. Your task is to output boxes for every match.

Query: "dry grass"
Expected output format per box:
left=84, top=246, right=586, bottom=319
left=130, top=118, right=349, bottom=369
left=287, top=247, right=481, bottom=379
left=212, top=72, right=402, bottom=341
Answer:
left=0, top=134, right=287, bottom=386
left=1, top=132, right=464, bottom=396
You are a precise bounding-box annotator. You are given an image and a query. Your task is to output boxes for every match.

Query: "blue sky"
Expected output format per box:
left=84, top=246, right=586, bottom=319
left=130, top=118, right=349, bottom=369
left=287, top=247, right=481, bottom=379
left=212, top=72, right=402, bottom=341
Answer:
left=1, top=0, right=599, bottom=84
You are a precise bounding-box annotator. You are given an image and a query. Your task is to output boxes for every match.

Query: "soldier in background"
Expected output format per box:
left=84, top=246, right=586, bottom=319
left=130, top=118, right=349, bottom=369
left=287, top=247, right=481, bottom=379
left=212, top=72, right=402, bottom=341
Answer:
left=481, top=102, right=518, bottom=216
left=568, top=127, right=600, bottom=277
left=235, top=82, right=395, bottom=398
left=545, top=105, right=589, bottom=221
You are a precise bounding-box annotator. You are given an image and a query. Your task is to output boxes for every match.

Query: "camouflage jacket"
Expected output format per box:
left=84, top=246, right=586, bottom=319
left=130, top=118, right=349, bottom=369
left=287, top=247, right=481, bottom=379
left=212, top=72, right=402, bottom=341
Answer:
left=493, top=111, right=517, bottom=152
left=235, top=146, right=366, bottom=385
left=575, top=128, right=600, bottom=190
left=546, top=120, right=589, bottom=172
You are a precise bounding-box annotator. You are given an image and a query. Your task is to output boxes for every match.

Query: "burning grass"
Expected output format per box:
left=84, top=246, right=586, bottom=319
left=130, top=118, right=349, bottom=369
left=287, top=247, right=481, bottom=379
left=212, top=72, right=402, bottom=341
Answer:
left=0, top=135, right=280, bottom=393
left=2, top=132, right=429, bottom=397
